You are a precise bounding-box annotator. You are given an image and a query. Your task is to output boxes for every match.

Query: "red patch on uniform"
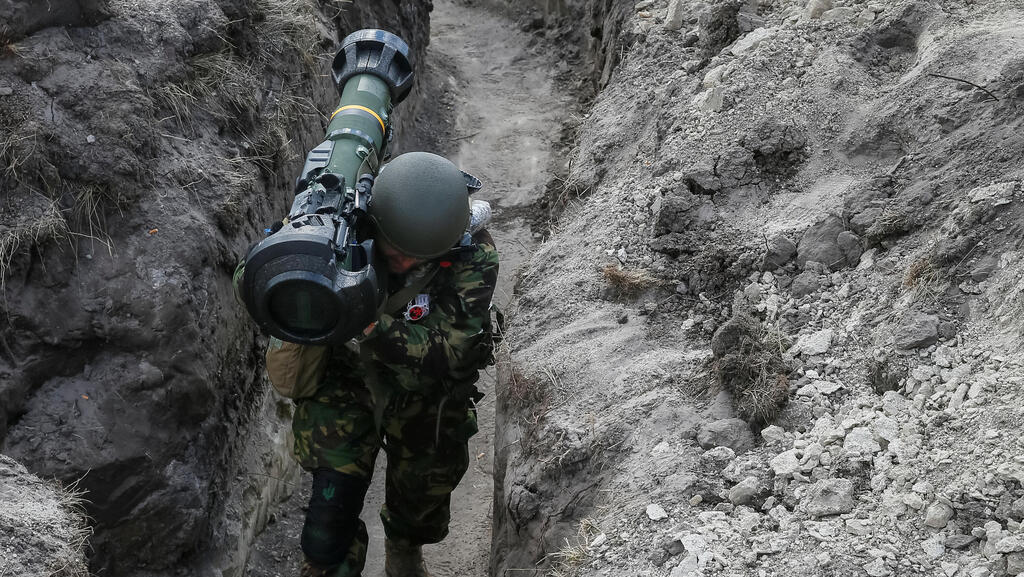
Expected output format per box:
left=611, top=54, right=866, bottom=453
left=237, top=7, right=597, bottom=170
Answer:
left=439, top=261, right=452, bottom=268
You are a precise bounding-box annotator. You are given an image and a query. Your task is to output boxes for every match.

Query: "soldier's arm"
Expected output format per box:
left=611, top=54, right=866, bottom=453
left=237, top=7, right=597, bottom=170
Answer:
left=367, top=238, right=499, bottom=390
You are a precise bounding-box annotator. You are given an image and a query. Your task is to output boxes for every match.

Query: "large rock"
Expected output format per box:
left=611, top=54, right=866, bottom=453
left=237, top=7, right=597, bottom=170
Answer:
left=664, top=0, right=687, bottom=30
left=790, top=271, right=820, bottom=298
left=803, top=478, right=856, bottom=517
left=797, top=216, right=860, bottom=271
left=788, top=329, right=834, bottom=356
left=895, top=313, right=940, bottom=349
left=924, top=501, right=954, bottom=528
left=761, top=234, right=797, bottom=270
left=728, top=476, right=760, bottom=505
left=697, top=418, right=756, bottom=453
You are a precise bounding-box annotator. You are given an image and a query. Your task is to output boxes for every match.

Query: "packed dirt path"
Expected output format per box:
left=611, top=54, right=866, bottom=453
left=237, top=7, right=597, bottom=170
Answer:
left=244, top=1, right=568, bottom=575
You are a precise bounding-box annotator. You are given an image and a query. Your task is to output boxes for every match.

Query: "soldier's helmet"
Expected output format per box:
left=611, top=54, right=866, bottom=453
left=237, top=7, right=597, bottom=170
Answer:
left=369, top=152, right=470, bottom=259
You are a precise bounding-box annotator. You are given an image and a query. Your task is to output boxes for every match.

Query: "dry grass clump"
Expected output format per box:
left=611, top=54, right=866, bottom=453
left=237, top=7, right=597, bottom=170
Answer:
left=251, top=0, right=319, bottom=67
left=711, top=312, right=792, bottom=424
left=866, top=355, right=906, bottom=395
left=601, top=264, right=659, bottom=298
left=504, top=366, right=551, bottom=416
left=50, top=478, right=93, bottom=577
left=153, top=52, right=260, bottom=132
left=903, top=256, right=938, bottom=288
left=0, top=199, right=69, bottom=290
left=547, top=518, right=601, bottom=577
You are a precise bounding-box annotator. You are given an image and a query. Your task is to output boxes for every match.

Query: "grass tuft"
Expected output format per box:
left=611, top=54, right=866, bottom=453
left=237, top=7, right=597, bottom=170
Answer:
left=602, top=264, right=660, bottom=298
left=712, top=312, right=792, bottom=424
left=50, top=476, right=93, bottom=577
left=251, top=0, right=319, bottom=67
left=547, top=518, right=601, bottom=577
left=0, top=199, right=69, bottom=291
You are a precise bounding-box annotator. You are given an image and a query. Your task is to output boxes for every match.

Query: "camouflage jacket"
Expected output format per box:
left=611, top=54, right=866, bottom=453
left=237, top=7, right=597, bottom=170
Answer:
left=347, top=229, right=499, bottom=397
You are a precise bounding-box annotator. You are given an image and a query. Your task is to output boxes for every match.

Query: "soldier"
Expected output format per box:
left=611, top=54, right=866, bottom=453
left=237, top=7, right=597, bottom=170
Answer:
left=293, top=152, right=499, bottom=577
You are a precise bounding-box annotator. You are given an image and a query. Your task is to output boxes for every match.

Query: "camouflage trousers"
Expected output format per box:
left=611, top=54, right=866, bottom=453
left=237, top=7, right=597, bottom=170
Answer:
left=292, top=378, right=479, bottom=577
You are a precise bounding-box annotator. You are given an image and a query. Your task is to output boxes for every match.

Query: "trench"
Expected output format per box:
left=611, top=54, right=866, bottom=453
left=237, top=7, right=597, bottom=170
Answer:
left=244, top=2, right=571, bottom=575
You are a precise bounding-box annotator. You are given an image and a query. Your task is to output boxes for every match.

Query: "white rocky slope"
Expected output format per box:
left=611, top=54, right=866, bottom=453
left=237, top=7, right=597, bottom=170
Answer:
left=495, top=0, right=1024, bottom=576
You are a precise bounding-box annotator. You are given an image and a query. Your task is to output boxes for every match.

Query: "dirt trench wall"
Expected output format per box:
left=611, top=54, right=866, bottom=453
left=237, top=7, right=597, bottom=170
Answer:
left=472, top=0, right=632, bottom=91
left=492, top=0, right=1024, bottom=576
left=0, top=1, right=430, bottom=575
left=486, top=0, right=632, bottom=574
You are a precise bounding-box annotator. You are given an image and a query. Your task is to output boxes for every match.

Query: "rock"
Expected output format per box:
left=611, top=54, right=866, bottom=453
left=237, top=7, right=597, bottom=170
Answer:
left=895, top=313, right=940, bottom=350
left=997, top=536, right=1024, bottom=554
left=870, top=415, right=899, bottom=447
left=864, top=557, right=891, bottom=577
left=698, top=419, right=756, bottom=453
left=856, top=8, right=876, bottom=25
left=736, top=12, right=765, bottom=33
left=761, top=425, right=788, bottom=447
left=805, top=0, right=833, bottom=19
left=922, top=536, right=945, bottom=559
left=798, top=216, right=847, bottom=270
left=771, top=449, right=801, bottom=476
left=762, top=235, right=797, bottom=270
left=729, top=476, right=760, bottom=505
left=1007, top=552, right=1024, bottom=576
left=729, top=28, right=775, bottom=56
left=700, top=446, right=737, bottom=470
left=821, top=7, right=856, bottom=21
left=789, top=329, right=834, bottom=356
left=903, top=493, right=926, bottom=510
left=0, top=86, right=13, bottom=97
left=694, top=87, right=725, bottom=113
left=743, top=282, right=763, bottom=303
left=971, top=256, right=999, bottom=282
left=843, top=427, right=881, bottom=457
left=846, top=519, right=872, bottom=536
left=803, top=478, right=856, bottom=517
left=664, top=0, right=687, bottom=30
left=647, top=503, right=669, bottom=521
left=945, top=534, right=976, bottom=549
left=836, top=231, right=863, bottom=268
left=670, top=553, right=699, bottom=576
left=680, top=534, right=709, bottom=555
left=813, top=380, right=843, bottom=395
left=924, top=501, right=954, bottom=528
left=791, top=271, right=820, bottom=298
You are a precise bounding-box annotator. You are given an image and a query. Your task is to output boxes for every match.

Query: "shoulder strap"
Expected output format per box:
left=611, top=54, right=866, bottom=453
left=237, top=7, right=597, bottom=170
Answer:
left=380, top=263, right=440, bottom=317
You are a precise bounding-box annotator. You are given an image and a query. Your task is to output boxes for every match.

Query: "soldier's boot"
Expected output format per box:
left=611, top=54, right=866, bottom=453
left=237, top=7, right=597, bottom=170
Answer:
left=300, top=559, right=339, bottom=577
left=384, top=540, right=432, bottom=577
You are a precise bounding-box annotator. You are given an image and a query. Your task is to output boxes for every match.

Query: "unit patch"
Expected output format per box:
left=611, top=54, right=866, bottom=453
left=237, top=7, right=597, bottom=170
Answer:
left=404, top=294, right=431, bottom=321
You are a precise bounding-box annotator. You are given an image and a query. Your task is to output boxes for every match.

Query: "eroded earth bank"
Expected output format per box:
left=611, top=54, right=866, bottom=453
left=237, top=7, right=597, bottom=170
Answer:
left=492, top=1, right=1024, bottom=577
left=1, top=0, right=434, bottom=575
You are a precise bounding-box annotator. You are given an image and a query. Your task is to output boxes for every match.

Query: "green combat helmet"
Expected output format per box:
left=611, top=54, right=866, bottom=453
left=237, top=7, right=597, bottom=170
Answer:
left=369, top=152, right=470, bottom=259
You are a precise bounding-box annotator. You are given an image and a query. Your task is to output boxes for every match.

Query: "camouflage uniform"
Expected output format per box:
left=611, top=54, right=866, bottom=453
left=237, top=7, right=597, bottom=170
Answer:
left=292, top=230, right=498, bottom=577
